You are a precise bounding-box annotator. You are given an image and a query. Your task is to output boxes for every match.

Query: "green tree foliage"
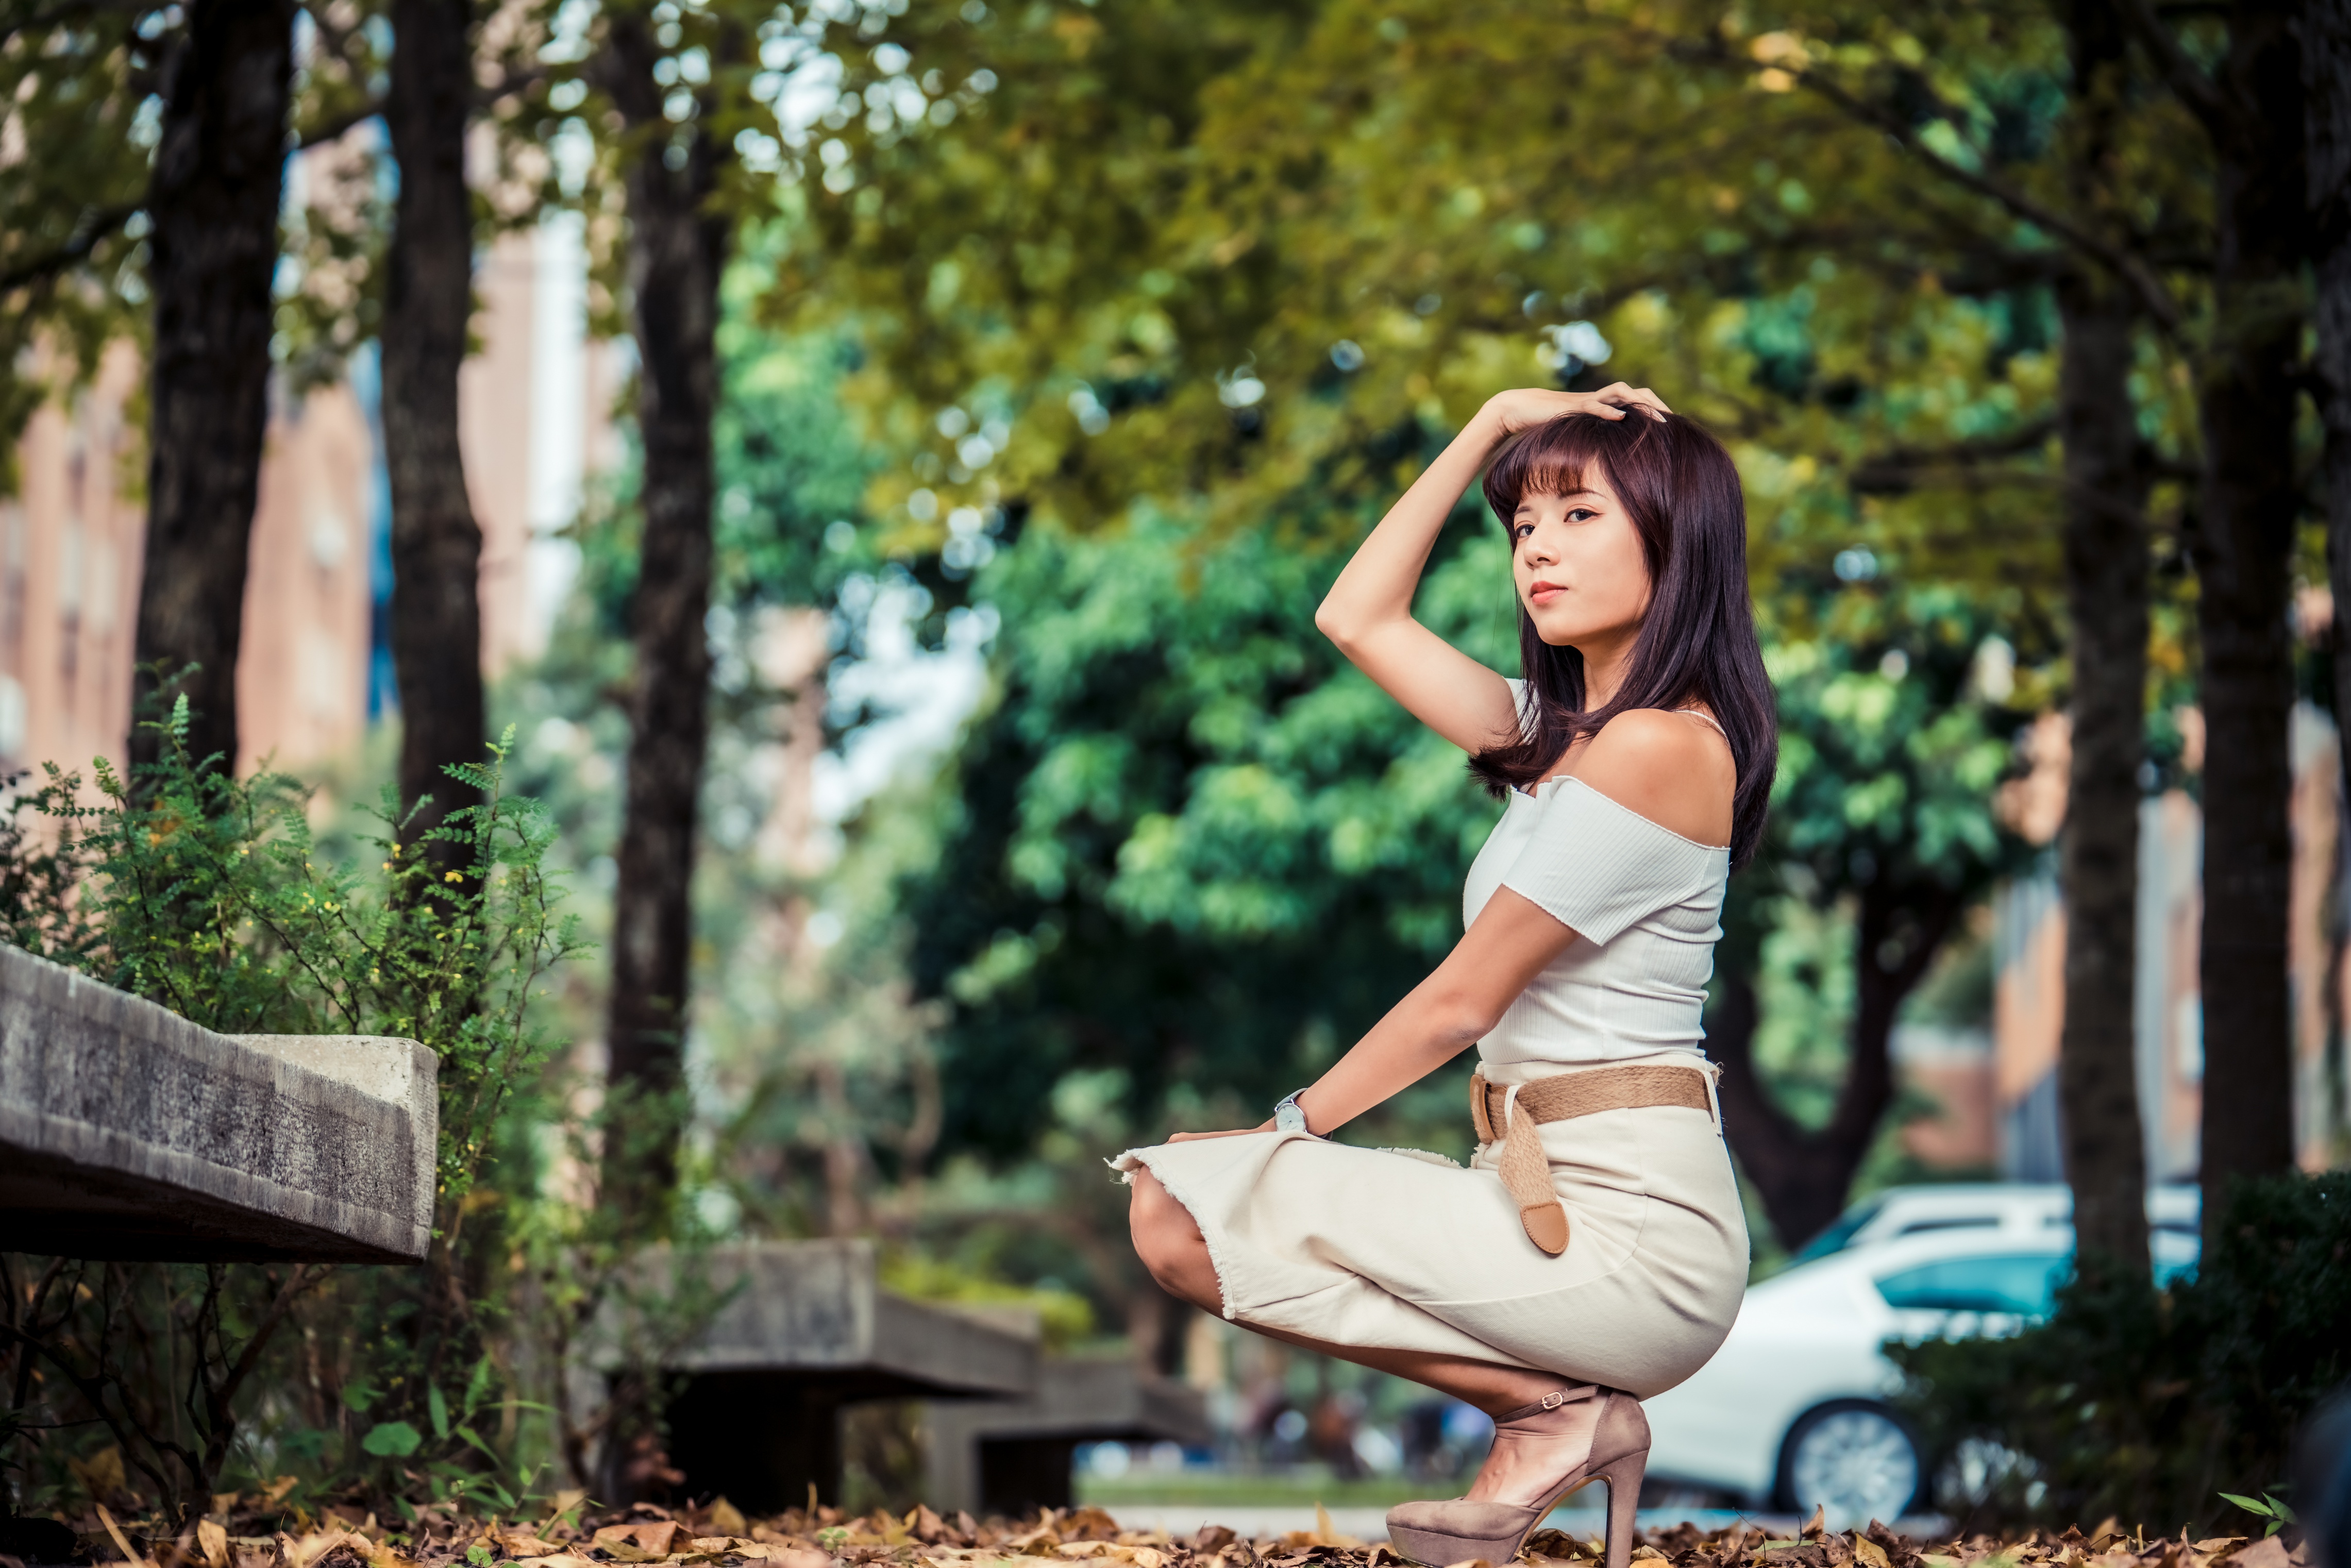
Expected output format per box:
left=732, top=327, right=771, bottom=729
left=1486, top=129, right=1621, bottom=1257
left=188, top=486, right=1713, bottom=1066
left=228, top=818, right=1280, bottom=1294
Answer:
left=905, top=494, right=1516, bottom=1159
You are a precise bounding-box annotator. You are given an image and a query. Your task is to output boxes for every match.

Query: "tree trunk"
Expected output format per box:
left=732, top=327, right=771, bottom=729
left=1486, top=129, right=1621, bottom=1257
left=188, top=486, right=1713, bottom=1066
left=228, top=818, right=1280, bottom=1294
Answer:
left=131, top=0, right=294, bottom=774
left=2051, top=0, right=2153, bottom=1282
left=596, top=16, right=736, bottom=1221
left=2312, top=0, right=2351, bottom=963
left=2054, top=281, right=2153, bottom=1278
left=382, top=0, right=485, bottom=849
left=2193, top=0, right=2306, bottom=1242
left=1714, top=877, right=1965, bottom=1251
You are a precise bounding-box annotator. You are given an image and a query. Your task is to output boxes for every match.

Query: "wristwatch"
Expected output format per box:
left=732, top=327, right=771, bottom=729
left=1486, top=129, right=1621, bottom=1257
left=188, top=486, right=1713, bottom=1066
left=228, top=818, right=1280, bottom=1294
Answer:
left=1273, top=1088, right=1315, bottom=1136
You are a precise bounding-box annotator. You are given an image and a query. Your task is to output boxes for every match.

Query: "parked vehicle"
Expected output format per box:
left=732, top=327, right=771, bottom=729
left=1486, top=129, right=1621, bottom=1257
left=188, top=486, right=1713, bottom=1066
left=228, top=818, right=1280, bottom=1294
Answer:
left=1641, top=1184, right=2200, bottom=1525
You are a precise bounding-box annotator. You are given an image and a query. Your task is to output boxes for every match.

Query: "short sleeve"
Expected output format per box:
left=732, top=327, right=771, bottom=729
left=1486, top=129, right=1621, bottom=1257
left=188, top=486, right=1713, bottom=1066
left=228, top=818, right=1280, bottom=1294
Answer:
left=1501, top=779, right=1728, bottom=945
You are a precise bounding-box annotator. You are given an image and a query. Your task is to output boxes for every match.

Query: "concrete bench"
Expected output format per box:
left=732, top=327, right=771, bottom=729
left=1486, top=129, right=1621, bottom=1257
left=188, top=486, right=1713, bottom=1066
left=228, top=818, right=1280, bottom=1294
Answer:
left=0, top=945, right=436, bottom=1263
left=922, top=1356, right=1214, bottom=1516
left=635, top=1239, right=1039, bottom=1511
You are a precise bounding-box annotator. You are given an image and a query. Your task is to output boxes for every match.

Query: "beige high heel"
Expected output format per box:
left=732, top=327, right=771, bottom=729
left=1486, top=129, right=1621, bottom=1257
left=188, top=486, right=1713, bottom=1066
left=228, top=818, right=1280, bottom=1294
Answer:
left=1385, top=1386, right=1649, bottom=1568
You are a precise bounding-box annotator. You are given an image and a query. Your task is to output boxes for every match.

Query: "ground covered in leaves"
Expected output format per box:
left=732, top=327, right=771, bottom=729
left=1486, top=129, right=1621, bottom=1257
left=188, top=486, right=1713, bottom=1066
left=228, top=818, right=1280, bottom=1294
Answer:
left=27, top=1497, right=2321, bottom=1568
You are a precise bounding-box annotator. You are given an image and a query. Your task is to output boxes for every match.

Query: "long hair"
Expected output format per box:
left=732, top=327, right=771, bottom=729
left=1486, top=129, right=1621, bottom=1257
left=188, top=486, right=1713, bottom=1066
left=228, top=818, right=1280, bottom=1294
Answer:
left=1471, top=410, right=1777, bottom=868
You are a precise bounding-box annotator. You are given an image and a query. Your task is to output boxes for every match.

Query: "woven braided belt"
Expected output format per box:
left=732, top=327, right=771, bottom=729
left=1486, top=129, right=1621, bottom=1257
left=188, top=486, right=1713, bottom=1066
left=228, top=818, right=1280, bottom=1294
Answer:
left=1470, top=1065, right=1715, bottom=1257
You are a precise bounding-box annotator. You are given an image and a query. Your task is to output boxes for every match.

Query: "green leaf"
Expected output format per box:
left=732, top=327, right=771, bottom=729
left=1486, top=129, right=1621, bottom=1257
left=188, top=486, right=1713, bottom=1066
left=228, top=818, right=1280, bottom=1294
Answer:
left=2220, top=1493, right=2274, bottom=1518
left=360, top=1420, right=423, bottom=1458
left=467, top=1544, right=495, bottom=1567
left=343, top=1380, right=378, bottom=1413
left=428, top=1383, right=449, bottom=1439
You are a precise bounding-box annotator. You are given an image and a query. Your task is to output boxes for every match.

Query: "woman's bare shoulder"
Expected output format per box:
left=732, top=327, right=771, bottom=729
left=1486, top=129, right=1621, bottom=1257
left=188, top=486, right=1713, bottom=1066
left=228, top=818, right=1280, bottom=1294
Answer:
left=1570, top=709, right=1735, bottom=848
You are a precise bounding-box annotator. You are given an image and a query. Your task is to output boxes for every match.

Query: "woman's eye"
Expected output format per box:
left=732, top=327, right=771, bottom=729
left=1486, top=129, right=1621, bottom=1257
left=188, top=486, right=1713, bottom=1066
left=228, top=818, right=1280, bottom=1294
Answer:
left=1566, top=508, right=1597, bottom=522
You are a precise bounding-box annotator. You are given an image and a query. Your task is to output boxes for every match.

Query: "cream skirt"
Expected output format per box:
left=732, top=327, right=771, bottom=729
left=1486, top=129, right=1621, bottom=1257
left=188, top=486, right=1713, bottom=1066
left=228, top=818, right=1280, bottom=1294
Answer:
left=1112, top=1054, right=1749, bottom=1401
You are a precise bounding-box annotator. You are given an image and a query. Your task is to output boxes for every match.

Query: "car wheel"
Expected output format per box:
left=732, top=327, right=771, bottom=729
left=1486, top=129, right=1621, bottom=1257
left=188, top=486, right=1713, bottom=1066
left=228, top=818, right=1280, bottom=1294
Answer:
left=1776, top=1400, right=1922, bottom=1526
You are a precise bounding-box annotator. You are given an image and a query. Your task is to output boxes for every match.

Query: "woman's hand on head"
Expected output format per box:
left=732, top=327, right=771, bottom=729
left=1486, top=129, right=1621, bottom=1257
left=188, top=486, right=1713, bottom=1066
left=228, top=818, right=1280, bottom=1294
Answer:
left=1481, top=383, right=1671, bottom=439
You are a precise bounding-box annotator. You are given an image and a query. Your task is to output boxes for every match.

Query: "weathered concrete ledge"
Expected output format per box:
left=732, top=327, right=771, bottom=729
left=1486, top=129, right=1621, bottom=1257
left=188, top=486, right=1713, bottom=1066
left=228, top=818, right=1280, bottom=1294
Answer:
left=613, top=1239, right=1039, bottom=1510
left=0, top=944, right=436, bottom=1263
left=923, top=1356, right=1215, bottom=1515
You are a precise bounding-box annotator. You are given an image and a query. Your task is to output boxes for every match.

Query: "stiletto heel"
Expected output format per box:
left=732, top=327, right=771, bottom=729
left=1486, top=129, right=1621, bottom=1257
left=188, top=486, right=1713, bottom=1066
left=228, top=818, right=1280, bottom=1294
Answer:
left=1597, top=1447, right=1646, bottom=1568
left=1386, top=1388, right=1651, bottom=1567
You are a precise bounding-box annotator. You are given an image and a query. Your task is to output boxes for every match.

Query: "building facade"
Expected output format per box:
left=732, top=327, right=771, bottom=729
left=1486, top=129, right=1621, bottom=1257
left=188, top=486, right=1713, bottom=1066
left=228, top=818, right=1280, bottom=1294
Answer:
left=0, top=222, right=614, bottom=786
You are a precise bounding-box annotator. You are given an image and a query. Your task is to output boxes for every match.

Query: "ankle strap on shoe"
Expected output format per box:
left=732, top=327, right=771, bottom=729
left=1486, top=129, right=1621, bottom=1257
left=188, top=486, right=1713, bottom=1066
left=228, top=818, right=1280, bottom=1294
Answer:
left=1490, top=1384, right=1601, bottom=1424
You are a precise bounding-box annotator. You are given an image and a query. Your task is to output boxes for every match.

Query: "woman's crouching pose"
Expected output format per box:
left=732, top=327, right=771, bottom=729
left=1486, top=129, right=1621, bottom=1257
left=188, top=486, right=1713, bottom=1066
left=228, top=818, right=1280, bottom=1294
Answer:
left=1116, top=384, right=1775, bottom=1568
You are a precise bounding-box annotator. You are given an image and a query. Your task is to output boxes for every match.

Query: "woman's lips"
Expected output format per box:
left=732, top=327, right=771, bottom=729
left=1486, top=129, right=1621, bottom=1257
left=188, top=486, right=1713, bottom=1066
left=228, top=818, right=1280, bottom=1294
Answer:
left=1528, top=581, right=1565, bottom=604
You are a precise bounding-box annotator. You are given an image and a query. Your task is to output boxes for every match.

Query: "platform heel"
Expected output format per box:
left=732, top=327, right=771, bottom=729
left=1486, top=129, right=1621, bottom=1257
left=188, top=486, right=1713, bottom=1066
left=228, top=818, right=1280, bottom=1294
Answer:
left=1385, top=1388, right=1651, bottom=1568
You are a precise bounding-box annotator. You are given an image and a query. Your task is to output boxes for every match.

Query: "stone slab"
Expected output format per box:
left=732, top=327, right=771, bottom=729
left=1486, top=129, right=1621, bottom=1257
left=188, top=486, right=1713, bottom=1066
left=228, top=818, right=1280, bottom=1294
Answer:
left=624, top=1239, right=1040, bottom=1511
left=656, top=1239, right=1040, bottom=1396
left=923, top=1357, right=1214, bottom=1515
left=0, top=944, right=436, bottom=1262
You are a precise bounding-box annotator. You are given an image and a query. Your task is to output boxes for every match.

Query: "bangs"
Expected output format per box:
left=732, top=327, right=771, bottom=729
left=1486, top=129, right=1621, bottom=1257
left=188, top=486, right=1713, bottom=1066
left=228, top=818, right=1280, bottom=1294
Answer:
left=1480, top=412, right=1655, bottom=521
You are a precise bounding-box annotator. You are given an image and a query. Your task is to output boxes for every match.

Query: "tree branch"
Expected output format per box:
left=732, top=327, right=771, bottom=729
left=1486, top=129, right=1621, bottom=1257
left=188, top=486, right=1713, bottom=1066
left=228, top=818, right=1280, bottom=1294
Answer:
left=295, top=96, right=387, bottom=151
left=0, top=203, right=141, bottom=295
left=1848, top=416, right=2059, bottom=493
left=0, top=0, right=147, bottom=48
left=1781, top=64, right=2183, bottom=330
left=2115, top=0, right=2238, bottom=143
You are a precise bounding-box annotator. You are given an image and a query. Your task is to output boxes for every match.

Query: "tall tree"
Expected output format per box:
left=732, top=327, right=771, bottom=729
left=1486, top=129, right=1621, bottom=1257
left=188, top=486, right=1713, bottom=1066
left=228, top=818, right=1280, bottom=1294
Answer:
left=2052, top=0, right=2153, bottom=1278
left=382, top=0, right=486, bottom=844
left=131, top=0, right=296, bottom=773
left=2130, top=0, right=2307, bottom=1234
left=593, top=9, right=744, bottom=1217
left=2313, top=1, right=2351, bottom=949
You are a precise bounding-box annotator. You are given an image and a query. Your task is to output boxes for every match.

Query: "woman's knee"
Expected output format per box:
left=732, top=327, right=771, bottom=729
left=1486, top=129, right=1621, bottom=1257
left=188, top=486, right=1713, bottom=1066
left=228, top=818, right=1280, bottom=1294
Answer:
left=1128, top=1170, right=1217, bottom=1306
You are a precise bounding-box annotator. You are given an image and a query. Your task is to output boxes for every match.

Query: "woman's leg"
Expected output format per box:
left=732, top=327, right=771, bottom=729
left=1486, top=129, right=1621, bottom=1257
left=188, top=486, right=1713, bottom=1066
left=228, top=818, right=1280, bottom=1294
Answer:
left=1128, top=1166, right=1606, bottom=1505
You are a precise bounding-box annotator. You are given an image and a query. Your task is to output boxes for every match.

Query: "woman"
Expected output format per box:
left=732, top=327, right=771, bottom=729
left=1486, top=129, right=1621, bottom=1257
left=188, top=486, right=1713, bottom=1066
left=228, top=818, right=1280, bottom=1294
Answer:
left=1116, top=383, right=1774, bottom=1568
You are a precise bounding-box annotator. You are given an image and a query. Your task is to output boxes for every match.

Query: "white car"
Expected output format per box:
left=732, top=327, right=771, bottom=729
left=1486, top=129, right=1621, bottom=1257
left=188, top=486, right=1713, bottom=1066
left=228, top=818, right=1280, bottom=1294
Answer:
left=1641, top=1184, right=2201, bottom=1525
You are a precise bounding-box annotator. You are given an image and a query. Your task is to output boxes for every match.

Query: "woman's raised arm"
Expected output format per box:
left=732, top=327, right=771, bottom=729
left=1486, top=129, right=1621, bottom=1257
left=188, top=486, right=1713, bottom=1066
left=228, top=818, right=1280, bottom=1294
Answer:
left=1314, top=384, right=1669, bottom=755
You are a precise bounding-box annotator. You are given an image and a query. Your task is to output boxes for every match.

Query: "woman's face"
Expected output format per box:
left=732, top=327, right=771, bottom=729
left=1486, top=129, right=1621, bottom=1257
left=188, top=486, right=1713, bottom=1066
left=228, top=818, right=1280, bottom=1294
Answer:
left=1509, top=468, right=1653, bottom=651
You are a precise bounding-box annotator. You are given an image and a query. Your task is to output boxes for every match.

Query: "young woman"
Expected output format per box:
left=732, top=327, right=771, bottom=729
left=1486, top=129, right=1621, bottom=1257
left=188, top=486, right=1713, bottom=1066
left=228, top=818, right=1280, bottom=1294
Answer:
left=1116, top=384, right=1774, bottom=1568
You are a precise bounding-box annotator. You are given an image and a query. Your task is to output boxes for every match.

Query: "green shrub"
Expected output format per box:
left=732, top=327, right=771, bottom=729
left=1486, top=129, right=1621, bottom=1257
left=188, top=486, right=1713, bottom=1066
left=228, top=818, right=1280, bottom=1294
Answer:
left=0, top=700, right=586, bottom=1525
left=1890, top=1171, right=2351, bottom=1532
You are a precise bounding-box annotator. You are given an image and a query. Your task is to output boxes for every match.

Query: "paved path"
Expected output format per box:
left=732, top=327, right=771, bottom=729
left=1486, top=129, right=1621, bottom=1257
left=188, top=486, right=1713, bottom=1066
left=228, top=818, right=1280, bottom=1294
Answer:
left=1100, top=1506, right=1954, bottom=1546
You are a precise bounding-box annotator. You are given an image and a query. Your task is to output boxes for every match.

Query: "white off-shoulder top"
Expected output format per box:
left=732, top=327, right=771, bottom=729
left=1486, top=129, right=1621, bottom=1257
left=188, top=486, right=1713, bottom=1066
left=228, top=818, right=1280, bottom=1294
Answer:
left=1462, top=683, right=1732, bottom=1066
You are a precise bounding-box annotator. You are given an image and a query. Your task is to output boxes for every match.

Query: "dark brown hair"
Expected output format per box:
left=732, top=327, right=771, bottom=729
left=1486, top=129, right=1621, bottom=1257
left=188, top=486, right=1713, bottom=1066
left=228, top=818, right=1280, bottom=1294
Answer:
left=1472, top=410, right=1777, bottom=868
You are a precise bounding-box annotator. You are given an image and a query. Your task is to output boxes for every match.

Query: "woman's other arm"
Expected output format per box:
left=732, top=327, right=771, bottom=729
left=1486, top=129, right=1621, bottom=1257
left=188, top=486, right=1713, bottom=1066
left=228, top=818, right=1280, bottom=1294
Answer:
left=1314, top=383, right=1669, bottom=755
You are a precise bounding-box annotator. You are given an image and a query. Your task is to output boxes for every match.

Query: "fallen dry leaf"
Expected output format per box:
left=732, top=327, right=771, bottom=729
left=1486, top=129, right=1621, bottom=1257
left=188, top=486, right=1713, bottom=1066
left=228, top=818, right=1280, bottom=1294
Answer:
left=198, top=1519, right=230, bottom=1568
left=597, top=1523, right=683, bottom=1559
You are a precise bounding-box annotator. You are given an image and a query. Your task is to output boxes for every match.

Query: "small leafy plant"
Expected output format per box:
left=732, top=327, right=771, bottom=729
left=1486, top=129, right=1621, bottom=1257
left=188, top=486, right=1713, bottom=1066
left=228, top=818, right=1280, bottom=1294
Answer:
left=0, top=695, right=586, bottom=1526
left=2219, top=1491, right=2296, bottom=1537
